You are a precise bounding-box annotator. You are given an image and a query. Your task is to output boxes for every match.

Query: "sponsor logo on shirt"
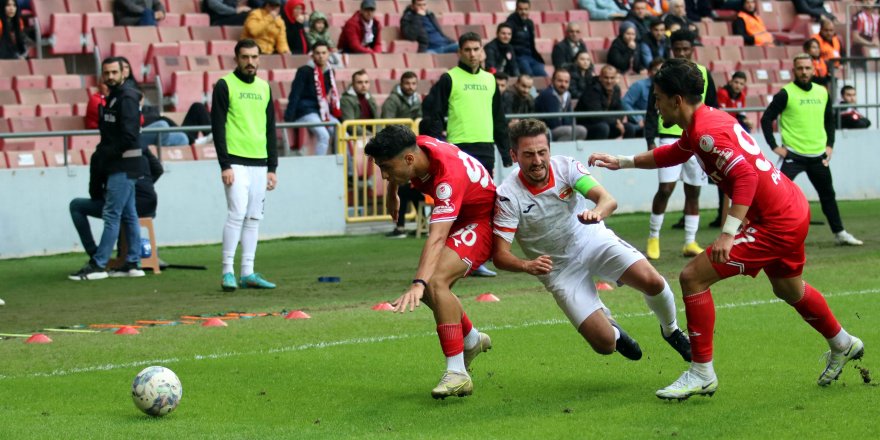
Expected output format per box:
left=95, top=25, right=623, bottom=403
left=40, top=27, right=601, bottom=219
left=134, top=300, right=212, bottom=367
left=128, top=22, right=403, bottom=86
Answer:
left=433, top=199, right=455, bottom=215
left=238, top=92, right=264, bottom=101
left=436, top=183, right=452, bottom=200
left=463, top=83, right=489, bottom=92
left=522, top=203, right=536, bottom=213
left=715, top=148, right=734, bottom=169
left=799, top=98, right=823, bottom=106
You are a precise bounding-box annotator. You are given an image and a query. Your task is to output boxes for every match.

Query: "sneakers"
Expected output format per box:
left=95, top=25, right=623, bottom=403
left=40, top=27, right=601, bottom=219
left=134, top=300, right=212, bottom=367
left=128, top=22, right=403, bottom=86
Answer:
left=385, top=227, right=407, bottom=239
left=431, top=370, right=473, bottom=399
left=194, top=133, right=213, bottom=145
left=818, top=336, right=865, bottom=386
left=221, top=272, right=238, bottom=292
left=662, top=328, right=692, bottom=362
left=69, top=260, right=108, bottom=281
left=656, top=369, right=719, bottom=400
left=463, top=332, right=492, bottom=371
left=835, top=230, right=864, bottom=246
left=471, top=264, right=497, bottom=277
left=109, top=262, right=145, bottom=278
left=0, top=298, right=5, bottom=306
left=682, top=241, right=704, bottom=257
left=610, top=320, right=643, bottom=360
left=240, top=273, right=276, bottom=289
left=646, top=237, right=660, bottom=260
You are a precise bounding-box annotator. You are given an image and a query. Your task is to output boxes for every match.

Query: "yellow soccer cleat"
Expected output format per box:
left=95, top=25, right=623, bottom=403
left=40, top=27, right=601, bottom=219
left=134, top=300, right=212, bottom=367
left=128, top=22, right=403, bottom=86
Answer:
left=646, top=237, right=660, bottom=260
left=682, top=241, right=704, bottom=257
left=431, top=370, right=473, bottom=399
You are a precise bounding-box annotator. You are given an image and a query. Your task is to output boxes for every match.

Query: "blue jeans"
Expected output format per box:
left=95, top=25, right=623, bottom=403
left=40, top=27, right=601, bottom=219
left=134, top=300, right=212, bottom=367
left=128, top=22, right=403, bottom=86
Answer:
left=295, top=113, right=339, bottom=155
left=516, top=55, right=548, bottom=77
left=93, top=172, right=140, bottom=267
left=139, top=120, right=190, bottom=149
left=426, top=42, right=459, bottom=54
left=70, top=197, right=105, bottom=257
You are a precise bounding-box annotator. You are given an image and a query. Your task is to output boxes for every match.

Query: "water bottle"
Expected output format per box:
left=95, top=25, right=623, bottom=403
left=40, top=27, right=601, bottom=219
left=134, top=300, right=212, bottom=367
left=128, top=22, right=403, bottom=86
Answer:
left=140, top=237, right=152, bottom=258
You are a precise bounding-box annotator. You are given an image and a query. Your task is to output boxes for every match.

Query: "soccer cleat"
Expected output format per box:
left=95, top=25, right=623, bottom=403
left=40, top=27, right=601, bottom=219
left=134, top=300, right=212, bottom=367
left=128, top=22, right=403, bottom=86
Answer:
left=109, top=262, right=145, bottom=278
left=221, top=273, right=238, bottom=292
left=610, top=320, right=643, bottom=360
left=818, top=336, right=864, bottom=386
left=69, top=261, right=108, bottom=281
left=646, top=237, right=660, bottom=260
left=385, top=228, right=407, bottom=239
left=471, top=264, right=497, bottom=277
left=464, top=332, right=492, bottom=371
left=0, top=298, right=5, bottom=306
left=240, top=273, right=276, bottom=289
left=431, top=370, right=473, bottom=399
left=656, top=369, right=719, bottom=400
left=682, top=241, right=704, bottom=257
left=662, top=328, right=692, bottom=362
left=835, top=231, right=863, bottom=246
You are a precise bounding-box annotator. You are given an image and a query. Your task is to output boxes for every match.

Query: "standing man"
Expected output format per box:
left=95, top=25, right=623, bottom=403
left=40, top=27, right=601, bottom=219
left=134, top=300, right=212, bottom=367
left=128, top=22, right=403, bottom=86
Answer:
left=69, top=57, right=147, bottom=281
left=284, top=41, right=342, bottom=155
left=421, top=31, right=512, bottom=276
left=643, top=29, right=716, bottom=260
left=589, top=58, right=864, bottom=400
left=365, top=126, right=495, bottom=399
left=212, top=39, right=279, bottom=291
left=505, top=0, right=547, bottom=77
left=760, top=55, right=863, bottom=246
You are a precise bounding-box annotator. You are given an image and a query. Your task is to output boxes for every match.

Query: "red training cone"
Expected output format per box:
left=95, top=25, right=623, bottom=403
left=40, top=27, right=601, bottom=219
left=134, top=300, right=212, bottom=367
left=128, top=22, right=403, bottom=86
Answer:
left=202, top=318, right=228, bottom=327
left=25, top=333, right=52, bottom=344
left=596, top=282, right=614, bottom=291
left=371, top=302, right=394, bottom=311
left=284, top=310, right=311, bottom=320
left=114, top=326, right=140, bottom=335
left=475, top=293, right=500, bottom=302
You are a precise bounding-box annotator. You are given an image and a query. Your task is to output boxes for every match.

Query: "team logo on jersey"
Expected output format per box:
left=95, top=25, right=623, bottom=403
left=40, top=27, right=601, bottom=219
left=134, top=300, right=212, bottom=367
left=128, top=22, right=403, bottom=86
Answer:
left=436, top=183, right=453, bottom=200
left=576, top=162, right=589, bottom=175
left=558, top=188, right=573, bottom=200
left=699, top=135, right=715, bottom=152
left=522, top=203, right=536, bottom=213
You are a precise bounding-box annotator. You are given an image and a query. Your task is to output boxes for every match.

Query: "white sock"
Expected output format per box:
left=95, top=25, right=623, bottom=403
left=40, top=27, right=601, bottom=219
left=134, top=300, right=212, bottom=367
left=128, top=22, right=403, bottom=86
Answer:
left=649, top=213, right=664, bottom=238
left=612, top=325, right=620, bottom=341
left=221, top=215, right=243, bottom=275
left=684, top=214, right=700, bottom=244
left=644, top=281, right=679, bottom=337
left=446, top=353, right=466, bottom=373
left=240, top=217, right=260, bottom=277
left=463, top=327, right=480, bottom=350
left=828, top=328, right=852, bottom=353
left=691, top=361, right=715, bottom=379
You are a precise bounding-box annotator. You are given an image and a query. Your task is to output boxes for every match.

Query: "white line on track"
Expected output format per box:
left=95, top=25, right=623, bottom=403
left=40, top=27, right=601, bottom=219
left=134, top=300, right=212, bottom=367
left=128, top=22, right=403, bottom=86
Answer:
left=2, top=288, right=877, bottom=381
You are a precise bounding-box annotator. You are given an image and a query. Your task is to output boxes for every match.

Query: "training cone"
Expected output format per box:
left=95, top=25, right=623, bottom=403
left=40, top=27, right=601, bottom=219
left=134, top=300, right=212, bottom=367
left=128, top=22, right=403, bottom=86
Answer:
left=371, top=302, right=394, bottom=311
left=202, top=318, right=228, bottom=327
left=284, top=310, right=311, bottom=320
left=114, top=326, right=140, bottom=335
left=475, top=293, right=500, bottom=302
left=596, top=282, right=614, bottom=291
left=25, top=333, right=52, bottom=344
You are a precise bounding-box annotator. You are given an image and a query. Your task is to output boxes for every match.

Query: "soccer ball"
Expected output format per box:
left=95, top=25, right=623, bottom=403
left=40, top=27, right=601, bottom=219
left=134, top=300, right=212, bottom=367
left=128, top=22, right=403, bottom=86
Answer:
left=131, top=366, right=183, bottom=417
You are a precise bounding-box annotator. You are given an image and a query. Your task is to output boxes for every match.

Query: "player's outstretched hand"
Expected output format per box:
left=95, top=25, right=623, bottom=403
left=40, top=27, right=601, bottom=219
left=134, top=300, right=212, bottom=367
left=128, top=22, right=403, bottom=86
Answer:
left=523, top=255, right=553, bottom=275
left=578, top=209, right=603, bottom=224
left=386, top=193, right=401, bottom=223
left=391, top=285, right=425, bottom=313
left=710, top=234, right=734, bottom=263
left=588, top=153, right=621, bottom=170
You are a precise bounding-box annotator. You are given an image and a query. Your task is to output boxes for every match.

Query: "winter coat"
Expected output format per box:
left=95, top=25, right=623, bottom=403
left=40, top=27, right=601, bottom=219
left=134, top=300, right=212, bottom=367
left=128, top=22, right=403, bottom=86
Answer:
left=338, top=11, right=382, bottom=54
left=381, top=85, right=422, bottom=119
left=242, top=7, right=290, bottom=54
left=400, top=7, right=452, bottom=53
left=484, top=39, right=520, bottom=76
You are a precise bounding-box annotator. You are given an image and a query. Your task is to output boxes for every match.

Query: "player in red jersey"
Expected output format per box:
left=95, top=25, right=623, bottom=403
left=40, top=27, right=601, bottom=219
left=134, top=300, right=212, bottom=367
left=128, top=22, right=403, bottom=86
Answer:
left=365, top=125, right=494, bottom=400
left=589, top=59, right=864, bottom=400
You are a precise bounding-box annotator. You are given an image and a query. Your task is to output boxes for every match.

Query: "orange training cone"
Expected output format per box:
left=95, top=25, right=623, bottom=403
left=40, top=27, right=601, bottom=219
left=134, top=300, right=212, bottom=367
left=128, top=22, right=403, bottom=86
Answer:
left=284, top=310, right=311, bottom=320
left=202, top=318, right=228, bottom=327
left=596, top=282, right=614, bottom=291
left=475, top=293, right=500, bottom=302
left=371, top=302, right=394, bottom=311
left=114, top=326, right=140, bottom=335
left=25, top=333, right=52, bottom=344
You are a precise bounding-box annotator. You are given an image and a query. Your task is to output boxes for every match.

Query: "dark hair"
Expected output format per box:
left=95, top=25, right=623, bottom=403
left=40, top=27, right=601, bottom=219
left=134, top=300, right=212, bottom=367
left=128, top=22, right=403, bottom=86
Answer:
left=802, top=38, right=819, bottom=52
left=516, top=0, right=531, bottom=5
left=731, top=71, right=747, bottom=81
left=364, top=125, right=418, bottom=160
left=458, top=32, right=482, bottom=48
left=400, top=70, right=418, bottom=82
left=840, top=85, right=855, bottom=97
left=648, top=57, right=664, bottom=71
left=351, top=69, right=368, bottom=83
left=496, top=22, right=513, bottom=34
left=552, top=67, right=570, bottom=80
left=235, top=39, right=260, bottom=56
left=101, top=56, right=121, bottom=69
left=653, top=58, right=703, bottom=105
left=494, top=72, right=509, bottom=81
left=649, top=17, right=665, bottom=29
left=575, top=49, right=591, bottom=60
left=669, top=29, right=696, bottom=46
left=509, top=118, right=549, bottom=150
left=1, top=0, right=25, bottom=51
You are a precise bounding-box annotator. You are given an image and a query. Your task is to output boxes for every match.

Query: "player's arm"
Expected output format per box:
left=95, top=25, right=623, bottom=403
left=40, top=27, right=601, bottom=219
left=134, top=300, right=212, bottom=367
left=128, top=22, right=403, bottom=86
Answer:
left=709, top=159, right=758, bottom=264
left=823, top=94, right=835, bottom=165
left=392, top=219, right=454, bottom=313
left=385, top=181, right=400, bottom=223
left=761, top=89, right=787, bottom=156
left=575, top=177, right=617, bottom=224
left=418, top=74, right=451, bottom=138
left=492, top=235, right=552, bottom=276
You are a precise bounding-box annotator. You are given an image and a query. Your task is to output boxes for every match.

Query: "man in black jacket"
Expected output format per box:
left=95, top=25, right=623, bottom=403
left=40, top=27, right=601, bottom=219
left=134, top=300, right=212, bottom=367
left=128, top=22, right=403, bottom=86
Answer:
left=484, top=23, right=520, bottom=77
left=551, top=22, right=588, bottom=70
left=575, top=65, right=634, bottom=140
left=400, top=0, right=457, bottom=53
left=506, top=0, right=547, bottom=77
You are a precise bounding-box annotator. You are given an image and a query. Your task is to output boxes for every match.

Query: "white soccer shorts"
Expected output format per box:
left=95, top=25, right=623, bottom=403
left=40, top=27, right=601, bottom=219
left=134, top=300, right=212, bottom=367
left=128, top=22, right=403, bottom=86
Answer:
left=224, top=164, right=267, bottom=220
left=656, top=137, right=708, bottom=186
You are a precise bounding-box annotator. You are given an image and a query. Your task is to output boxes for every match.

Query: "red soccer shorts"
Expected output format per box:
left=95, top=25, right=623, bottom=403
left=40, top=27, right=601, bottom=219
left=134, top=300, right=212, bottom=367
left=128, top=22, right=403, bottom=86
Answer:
left=708, top=216, right=810, bottom=279
left=445, top=218, right=493, bottom=276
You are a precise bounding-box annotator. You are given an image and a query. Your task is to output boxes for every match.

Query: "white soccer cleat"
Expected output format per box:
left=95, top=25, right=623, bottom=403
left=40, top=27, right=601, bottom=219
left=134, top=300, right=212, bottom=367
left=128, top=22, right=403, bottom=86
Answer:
left=835, top=231, right=863, bottom=246
left=0, top=298, right=5, bottom=306
left=818, top=336, right=865, bottom=386
left=431, top=370, right=473, bottom=399
left=463, top=332, right=492, bottom=371
left=656, top=369, right=718, bottom=401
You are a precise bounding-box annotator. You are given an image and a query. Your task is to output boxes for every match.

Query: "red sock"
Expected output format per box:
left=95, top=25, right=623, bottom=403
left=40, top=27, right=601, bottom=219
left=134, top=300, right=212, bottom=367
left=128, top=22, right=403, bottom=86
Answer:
left=461, top=312, right=473, bottom=335
left=437, top=324, right=464, bottom=357
left=792, top=282, right=842, bottom=338
left=684, top=289, right=715, bottom=363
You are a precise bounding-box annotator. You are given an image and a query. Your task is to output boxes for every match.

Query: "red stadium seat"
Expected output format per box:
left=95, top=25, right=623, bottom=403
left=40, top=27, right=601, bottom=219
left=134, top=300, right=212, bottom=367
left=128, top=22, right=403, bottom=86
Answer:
left=261, top=54, right=286, bottom=71
left=179, top=40, right=207, bottom=56
left=126, top=26, right=160, bottom=45
left=222, top=26, right=243, bottom=41
left=375, top=78, right=399, bottom=94
left=387, top=40, right=418, bottom=53
left=13, top=75, right=48, bottom=89
left=0, top=90, right=17, bottom=105
left=65, top=0, right=99, bottom=13
left=158, top=12, right=181, bottom=26
left=92, top=26, right=128, bottom=59
left=479, top=0, right=509, bottom=13
left=16, top=89, right=56, bottom=105
left=159, top=26, right=191, bottom=43
left=144, top=42, right=180, bottom=83
left=82, top=12, right=114, bottom=53
left=29, top=58, right=66, bottom=75
left=190, top=26, right=225, bottom=41
left=269, top=69, right=297, bottom=83
left=36, top=104, right=73, bottom=117
left=742, top=46, right=765, bottom=60
left=283, top=54, right=311, bottom=69
left=466, top=12, right=493, bottom=25
left=374, top=53, right=405, bottom=69
left=186, top=55, right=221, bottom=72
left=96, top=0, right=113, bottom=12
left=703, top=21, right=729, bottom=37
left=73, top=136, right=100, bottom=158
left=32, top=0, right=68, bottom=37
left=380, top=26, right=400, bottom=44
left=721, top=35, right=744, bottom=47
left=537, top=23, right=564, bottom=40
left=701, top=35, right=722, bottom=47
left=46, top=13, right=84, bottom=54
left=405, top=53, right=434, bottom=69
left=47, top=115, right=86, bottom=131
left=717, top=46, right=742, bottom=61
left=169, top=71, right=205, bottom=110
left=153, top=56, right=187, bottom=94
left=438, top=12, right=465, bottom=26
left=181, top=13, right=210, bottom=27
left=112, top=42, right=146, bottom=82
left=208, top=40, right=237, bottom=55
left=0, top=105, right=38, bottom=118
left=54, top=89, right=89, bottom=105
left=449, top=0, right=479, bottom=14
left=47, top=74, right=81, bottom=89
left=433, top=53, right=458, bottom=68
left=566, top=10, right=589, bottom=23
left=695, top=47, right=719, bottom=64
left=549, top=0, right=575, bottom=10
left=166, top=0, right=199, bottom=14
left=542, top=11, right=567, bottom=24
left=44, top=149, right=85, bottom=166
left=346, top=54, right=376, bottom=69
left=588, top=21, right=616, bottom=39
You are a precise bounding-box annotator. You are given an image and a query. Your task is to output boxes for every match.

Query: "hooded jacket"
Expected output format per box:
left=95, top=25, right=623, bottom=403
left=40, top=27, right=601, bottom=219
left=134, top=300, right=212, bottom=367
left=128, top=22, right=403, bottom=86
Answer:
left=306, top=11, right=336, bottom=49
left=505, top=12, right=543, bottom=63
left=242, top=7, right=290, bottom=54
left=282, top=0, right=309, bottom=54
left=381, top=84, right=422, bottom=119
left=338, top=11, right=382, bottom=54
left=340, top=86, right=379, bottom=122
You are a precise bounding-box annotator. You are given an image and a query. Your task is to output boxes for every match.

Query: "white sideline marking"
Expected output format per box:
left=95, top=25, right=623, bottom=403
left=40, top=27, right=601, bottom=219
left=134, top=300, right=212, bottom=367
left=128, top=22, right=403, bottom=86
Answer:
left=1, top=288, right=877, bottom=381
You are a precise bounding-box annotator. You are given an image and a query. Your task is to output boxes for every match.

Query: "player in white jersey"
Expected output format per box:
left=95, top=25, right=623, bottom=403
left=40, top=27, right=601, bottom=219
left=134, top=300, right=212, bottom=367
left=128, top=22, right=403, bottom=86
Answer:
left=492, top=119, right=692, bottom=362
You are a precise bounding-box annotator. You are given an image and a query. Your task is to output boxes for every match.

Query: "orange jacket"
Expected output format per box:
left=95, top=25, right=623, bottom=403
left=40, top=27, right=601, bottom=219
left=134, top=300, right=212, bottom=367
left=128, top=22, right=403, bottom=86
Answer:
left=812, top=32, right=841, bottom=68
left=737, top=11, right=774, bottom=46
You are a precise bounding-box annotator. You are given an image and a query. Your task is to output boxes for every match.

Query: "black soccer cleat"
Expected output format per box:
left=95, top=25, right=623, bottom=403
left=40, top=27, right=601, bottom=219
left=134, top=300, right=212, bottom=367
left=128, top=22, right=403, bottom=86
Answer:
left=611, top=320, right=643, bottom=361
left=662, top=327, right=693, bottom=362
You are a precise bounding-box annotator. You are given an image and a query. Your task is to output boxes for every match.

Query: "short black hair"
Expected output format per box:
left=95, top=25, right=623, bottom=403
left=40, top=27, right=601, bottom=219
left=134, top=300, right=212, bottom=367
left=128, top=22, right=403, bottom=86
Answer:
left=552, top=67, right=569, bottom=80
left=365, top=125, right=418, bottom=161
left=669, top=29, right=696, bottom=46
left=101, top=56, right=121, bottom=69
left=458, top=32, right=482, bottom=48
left=400, top=70, right=418, bottom=82
left=649, top=17, right=665, bottom=29
left=235, top=39, right=260, bottom=56
left=648, top=57, right=664, bottom=71
left=494, top=72, right=509, bottom=81
left=653, top=58, right=703, bottom=105
left=496, top=22, right=513, bottom=34
left=731, top=71, right=747, bottom=81
left=509, top=118, right=549, bottom=150
left=841, top=84, right=856, bottom=97
left=802, top=38, right=819, bottom=51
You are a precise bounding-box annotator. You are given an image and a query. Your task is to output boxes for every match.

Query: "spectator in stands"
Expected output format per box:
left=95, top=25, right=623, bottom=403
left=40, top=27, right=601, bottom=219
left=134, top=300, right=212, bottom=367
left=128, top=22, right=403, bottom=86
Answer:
left=284, top=41, right=341, bottom=155
left=568, top=50, right=595, bottom=100
left=484, top=23, right=520, bottom=77
left=205, top=0, right=250, bottom=26
left=495, top=72, right=509, bottom=94
left=804, top=38, right=830, bottom=86
left=838, top=85, right=872, bottom=129
left=305, top=11, right=341, bottom=66
left=535, top=68, right=587, bottom=141
left=552, top=23, right=588, bottom=70
left=794, top=0, right=836, bottom=23
left=282, top=0, right=308, bottom=54
left=640, top=18, right=669, bottom=68
left=685, top=0, right=714, bottom=21
left=400, top=0, right=457, bottom=54
left=382, top=71, right=421, bottom=120
left=732, top=0, right=774, bottom=47
left=851, top=0, right=879, bottom=56
left=622, top=57, right=663, bottom=135
left=663, top=0, right=701, bottom=39
left=716, top=70, right=752, bottom=131
left=623, top=0, right=652, bottom=41
left=506, top=0, right=547, bottom=77
left=813, top=19, right=841, bottom=72
left=113, top=0, right=166, bottom=26
left=338, top=0, right=382, bottom=54
left=341, top=69, right=378, bottom=123
left=502, top=74, right=535, bottom=117
left=242, top=0, right=289, bottom=55
left=575, top=65, right=635, bottom=140
left=578, top=0, right=627, bottom=20
left=608, top=22, right=645, bottom=75
left=0, top=0, right=26, bottom=59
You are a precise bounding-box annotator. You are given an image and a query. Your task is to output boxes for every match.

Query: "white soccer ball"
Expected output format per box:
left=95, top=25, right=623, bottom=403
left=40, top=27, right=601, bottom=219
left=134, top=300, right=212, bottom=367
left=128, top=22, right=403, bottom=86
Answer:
left=131, top=366, right=183, bottom=417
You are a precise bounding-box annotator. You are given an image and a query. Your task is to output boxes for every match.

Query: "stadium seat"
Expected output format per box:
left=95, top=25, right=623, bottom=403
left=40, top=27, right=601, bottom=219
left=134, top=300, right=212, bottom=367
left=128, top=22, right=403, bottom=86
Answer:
left=70, top=135, right=100, bottom=152
left=158, top=12, right=181, bottom=26
left=537, top=23, right=564, bottom=40
left=92, top=26, right=128, bottom=59
left=535, top=39, right=553, bottom=54
left=346, top=54, right=376, bottom=69
left=179, top=40, right=207, bottom=56
left=438, top=12, right=465, bottom=26
left=375, top=78, right=399, bottom=94
left=588, top=21, right=616, bottom=39
left=190, top=26, right=225, bottom=42
left=0, top=90, right=17, bottom=105
left=466, top=12, right=493, bottom=26
left=208, top=40, right=237, bottom=55
left=380, top=26, right=400, bottom=44
left=542, top=11, right=567, bottom=24
left=549, top=0, right=575, bottom=10
left=166, top=0, right=199, bottom=14
left=7, top=116, right=64, bottom=151
left=421, top=68, right=446, bottom=81
left=695, top=47, right=719, bottom=64
left=703, top=21, right=729, bottom=37
left=169, top=71, right=206, bottom=110
left=65, top=0, right=99, bottom=13
left=261, top=54, right=286, bottom=71
left=32, top=0, right=68, bottom=37
left=405, top=53, right=434, bottom=69
left=181, top=13, right=210, bottom=27
left=222, top=26, right=243, bottom=41
left=126, top=26, right=160, bottom=46
left=387, top=40, right=418, bottom=53
left=6, top=151, right=48, bottom=168
left=269, top=69, right=297, bottom=84
left=47, top=74, right=81, bottom=89
left=721, top=35, right=744, bottom=47
left=47, top=13, right=84, bottom=54
left=54, top=89, right=89, bottom=105
left=717, top=46, right=742, bottom=62
left=283, top=54, right=311, bottom=69
left=433, top=53, right=458, bottom=69
left=374, top=53, right=405, bottom=69
left=44, top=149, right=85, bottom=166
left=0, top=104, right=38, bottom=118
left=29, top=58, right=67, bottom=75
left=479, top=0, right=509, bottom=13
left=449, top=0, right=479, bottom=14
left=13, top=75, right=48, bottom=89
left=112, top=42, right=146, bottom=82
left=82, top=12, right=115, bottom=53
left=383, top=12, right=400, bottom=27
left=153, top=56, right=187, bottom=94
left=159, top=26, right=191, bottom=43
left=566, top=10, right=589, bottom=22
left=16, top=89, right=56, bottom=106
left=36, top=104, right=73, bottom=117
left=46, top=115, right=85, bottom=131
left=701, top=35, right=722, bottom=47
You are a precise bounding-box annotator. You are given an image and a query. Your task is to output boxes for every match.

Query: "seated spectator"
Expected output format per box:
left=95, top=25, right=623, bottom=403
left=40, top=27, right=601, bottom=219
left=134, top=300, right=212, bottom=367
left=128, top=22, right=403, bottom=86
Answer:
left=341, top=69, right=378, bottom=123
left=205, top=0, right=250, bottom=26
left=484, top=23, right=520, bottom=77
left=568, top=50, right=595, bottom=100
left=552, top=23, right=588, bottom=70
left=838, top=85, right=872, bottom=129
left=1, top=0, right=26, bottom=59
left=506, top=0, right=547, bottom=77
left=732, top=0, right=774, bottom=47
left=381, top=71, right=422, bottom=120
left=284, top=41, right=342, bottom=155
left=575, top=65, right=635, bottom=140
left=624, top=0, right=652, bottom=41
left=242, top=0, right=289, bottom=55
left=495, top=72, right=509, bottom=94
left=640, top=18, right=669, bottom=67
left=622, top=58, right=663, bottom=135
left=685, top=0, right=714, bottom=21
left=502, top=73, right=535, bottom=116
left=794, top=0, right=836, bottom=23
left=663, top=0, right=701, bottom=39
left=813, top=19, right=841, bottom=71
left=306, top=11, right=341, bottom=66
left=851, top=0, right=879, bottom=56
left=716, top=71, right=752, bottom=131
left=645, top=0, right=665, bottom=15
left=608, top=22, right=645, bottom=75
left=282, top=0, right=308, bottom=55
left=401, top=0, right=457, bottom=54
left=113, top=0, right=166, bottom=26
left=803, top=38, right=830, bottom=86
left=578, top=0, right=627, bottom=20
left=534, top=68, right=587, bottom=141
left=338, top=0, right=382, bottom=54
